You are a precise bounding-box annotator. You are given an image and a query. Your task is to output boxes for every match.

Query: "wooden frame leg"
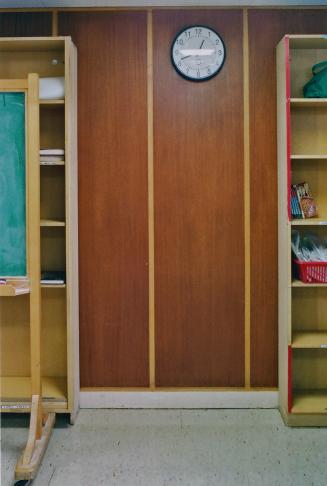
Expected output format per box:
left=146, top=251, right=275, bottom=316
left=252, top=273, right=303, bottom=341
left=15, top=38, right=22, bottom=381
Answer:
left=15, top=395, right=55, bottom=481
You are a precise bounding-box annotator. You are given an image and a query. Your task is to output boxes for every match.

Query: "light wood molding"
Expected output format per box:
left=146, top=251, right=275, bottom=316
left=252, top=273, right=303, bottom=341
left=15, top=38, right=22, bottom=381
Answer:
left=52, top=9, right=58, bottom=36
left=243, top=8, right=251, bottom=389
left=147, top=10, right=155, bottom=390
left=27, top=73, right=41, bottom=397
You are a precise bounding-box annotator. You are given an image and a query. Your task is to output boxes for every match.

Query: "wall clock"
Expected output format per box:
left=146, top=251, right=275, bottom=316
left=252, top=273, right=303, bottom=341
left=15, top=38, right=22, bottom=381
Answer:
left=171, top=26, right=226, bottom=82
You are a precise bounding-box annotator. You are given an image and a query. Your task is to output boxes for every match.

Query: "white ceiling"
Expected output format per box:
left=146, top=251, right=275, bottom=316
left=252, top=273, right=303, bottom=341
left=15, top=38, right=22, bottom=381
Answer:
left=0, top=0, right=326, bottom=8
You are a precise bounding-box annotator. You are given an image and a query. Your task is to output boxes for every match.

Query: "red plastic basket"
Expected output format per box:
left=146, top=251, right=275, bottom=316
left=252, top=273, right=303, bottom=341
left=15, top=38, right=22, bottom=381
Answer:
left=294, top=260, right=327, bottom=284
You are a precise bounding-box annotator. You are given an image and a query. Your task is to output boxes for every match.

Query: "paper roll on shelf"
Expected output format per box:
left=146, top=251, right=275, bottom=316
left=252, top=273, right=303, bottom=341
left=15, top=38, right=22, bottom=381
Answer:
left=39, top=77, right=65, bottom=101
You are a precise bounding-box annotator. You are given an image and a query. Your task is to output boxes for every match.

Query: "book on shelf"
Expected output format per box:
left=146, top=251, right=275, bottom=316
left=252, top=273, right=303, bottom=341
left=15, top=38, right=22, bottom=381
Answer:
left=40, top=149, right=65, bottom=156
left=291, top=186, right=303, bottom=219
left=40, top=149, right=65, bottom=165
left=41, top=271, right=66, bottom=285
left=291, top=182, right=318, bottom=219
left=0, top=278, right=30, bottom=294
left=40, top=157, right=64, bottom=165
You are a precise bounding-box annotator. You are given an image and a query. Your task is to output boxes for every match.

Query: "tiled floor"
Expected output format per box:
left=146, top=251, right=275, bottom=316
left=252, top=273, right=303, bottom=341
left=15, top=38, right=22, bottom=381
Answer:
left=1, top=409, right=327, bottom=486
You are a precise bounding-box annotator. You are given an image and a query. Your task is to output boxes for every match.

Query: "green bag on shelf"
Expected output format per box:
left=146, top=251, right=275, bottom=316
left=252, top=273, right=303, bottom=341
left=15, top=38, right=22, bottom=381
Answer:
left=303, top=61, right=327, bottom=98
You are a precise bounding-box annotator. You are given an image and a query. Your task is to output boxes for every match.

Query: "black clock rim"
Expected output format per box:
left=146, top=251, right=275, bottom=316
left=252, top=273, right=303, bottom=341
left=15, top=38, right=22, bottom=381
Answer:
left=170, top=25, right=227, bottom=82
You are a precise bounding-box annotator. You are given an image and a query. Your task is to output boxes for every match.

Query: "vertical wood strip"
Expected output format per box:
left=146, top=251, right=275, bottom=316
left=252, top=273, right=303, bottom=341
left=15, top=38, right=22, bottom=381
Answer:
left=52, top=9, right=58, bottom=36
left=243, top=8, right=251, bottom=388
left=27, top=73, right=41, bottom=396
left=147, top=10, right=155, bottom=389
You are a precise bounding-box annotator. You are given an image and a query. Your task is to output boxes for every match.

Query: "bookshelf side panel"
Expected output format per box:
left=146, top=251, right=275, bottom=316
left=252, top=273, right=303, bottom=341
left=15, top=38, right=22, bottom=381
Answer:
left=65, top=39, right=79, bottom=418
left=277, top=37, right=291, bottom=417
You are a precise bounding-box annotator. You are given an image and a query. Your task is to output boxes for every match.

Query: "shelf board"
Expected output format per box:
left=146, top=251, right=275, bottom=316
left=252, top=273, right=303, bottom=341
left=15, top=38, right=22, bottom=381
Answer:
left=292, top=280, right=327, bottom=288
left=40, top=219, right=65, bottom=227
left=0, top=376, right=67, bottom=402
left=289, top=36, right=327, bottom=50
left=291, top=219, right=327, bottom=226
left=292, top=390, right=327, bottom=414
left=290, top=98, right=327, bottom=108
left=0, top=37, right=66, bottom=52
left=291, top=155, right=327, bottom=160
left=39, top=99, right=65, bottom=105
left=41, top=284, right=66, bottom=289
left=292, top=331, right=327, bottom=349
left=0, top=280, right=30, bottom=296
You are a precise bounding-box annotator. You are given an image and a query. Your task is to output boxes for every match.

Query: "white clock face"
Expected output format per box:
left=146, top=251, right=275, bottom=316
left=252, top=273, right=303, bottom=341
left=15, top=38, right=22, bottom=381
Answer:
left=171, top=26, right=226, bottom=81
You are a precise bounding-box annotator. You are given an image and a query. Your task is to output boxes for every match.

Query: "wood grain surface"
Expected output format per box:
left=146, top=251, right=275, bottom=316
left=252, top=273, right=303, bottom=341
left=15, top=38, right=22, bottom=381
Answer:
left=59, top=12, right=149, bottom=387
left=153, top=10, right=245, bottom=387
left=0, top=12, right=52, bottom=37
left=249, top=9, right=327, bottom=387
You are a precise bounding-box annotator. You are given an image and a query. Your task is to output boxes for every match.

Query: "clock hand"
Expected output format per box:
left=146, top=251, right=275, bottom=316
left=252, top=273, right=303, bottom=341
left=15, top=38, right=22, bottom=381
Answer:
left=200, top=39, right=205, bottom=49
left=181, top=55, right=192, bottom=60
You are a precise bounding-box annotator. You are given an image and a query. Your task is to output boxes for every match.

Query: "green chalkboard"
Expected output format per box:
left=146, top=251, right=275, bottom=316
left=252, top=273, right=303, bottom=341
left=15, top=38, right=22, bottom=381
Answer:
left=0, top=92, right=26, bottom=276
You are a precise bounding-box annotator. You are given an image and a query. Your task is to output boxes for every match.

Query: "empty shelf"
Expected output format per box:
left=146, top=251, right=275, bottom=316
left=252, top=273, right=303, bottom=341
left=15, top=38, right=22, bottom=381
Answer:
left=292, top=390, right=327, bottom=414
left=1, top=376, right=67, bottom=401
left=292, top=331, right=327, bottom=349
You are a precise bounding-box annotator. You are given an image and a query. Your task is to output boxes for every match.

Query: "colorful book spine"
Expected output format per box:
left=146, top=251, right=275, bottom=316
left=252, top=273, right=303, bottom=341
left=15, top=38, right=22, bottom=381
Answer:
left=291, top=185, right=303, bottom=219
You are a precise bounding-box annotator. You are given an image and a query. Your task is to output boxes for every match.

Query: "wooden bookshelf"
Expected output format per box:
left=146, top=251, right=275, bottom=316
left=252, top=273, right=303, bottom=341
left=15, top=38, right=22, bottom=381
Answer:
left=277, top=34, right=327, bottom=426
left=0, top=38, right=79, bottom=425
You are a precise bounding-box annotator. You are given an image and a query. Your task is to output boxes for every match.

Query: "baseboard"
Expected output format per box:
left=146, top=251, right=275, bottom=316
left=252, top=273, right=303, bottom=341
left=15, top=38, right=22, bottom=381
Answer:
left=80, top=390, right=279, bottom=409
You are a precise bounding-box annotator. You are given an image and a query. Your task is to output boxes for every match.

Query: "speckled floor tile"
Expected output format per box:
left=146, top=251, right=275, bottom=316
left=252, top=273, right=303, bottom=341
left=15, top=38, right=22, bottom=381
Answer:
left=1, top=409, right=327, bottom=486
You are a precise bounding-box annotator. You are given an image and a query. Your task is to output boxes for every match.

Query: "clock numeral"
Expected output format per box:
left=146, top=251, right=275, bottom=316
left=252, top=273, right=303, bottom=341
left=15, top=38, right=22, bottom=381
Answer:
left=197, top=69, right=200, bottom=78
left=185, top=31, right=191, bottom=38
left=178, top=39, right=184, bottom=45
left=195, top=28, right=202, bottom=36
left=216, top=39, right=220, bottom=45
left=207, top=68, right=211, bottom=75
left=207, top=31, right=211, bottom=36
left=175, top=50, right=179, bottom=56
left=178, top=61, right=182, bottom=67
left=218, top=50, right=222, bottom=56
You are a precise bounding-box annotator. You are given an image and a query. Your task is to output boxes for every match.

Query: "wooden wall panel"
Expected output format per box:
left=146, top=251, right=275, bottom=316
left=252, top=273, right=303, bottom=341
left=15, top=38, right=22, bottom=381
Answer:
left=0, top=12, right=52, bottom=36
left=249, top=9, right=327, bottom=387
left=59, top=12, right=149, bottom=387
left=153, top=10, right=245, bottom=387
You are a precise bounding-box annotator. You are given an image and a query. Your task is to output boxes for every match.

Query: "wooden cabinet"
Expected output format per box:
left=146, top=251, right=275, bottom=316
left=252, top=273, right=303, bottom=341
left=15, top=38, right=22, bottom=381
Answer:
left=277, top=35, right=327, bottom=426
left=0, top=37, right=79, bottom=421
